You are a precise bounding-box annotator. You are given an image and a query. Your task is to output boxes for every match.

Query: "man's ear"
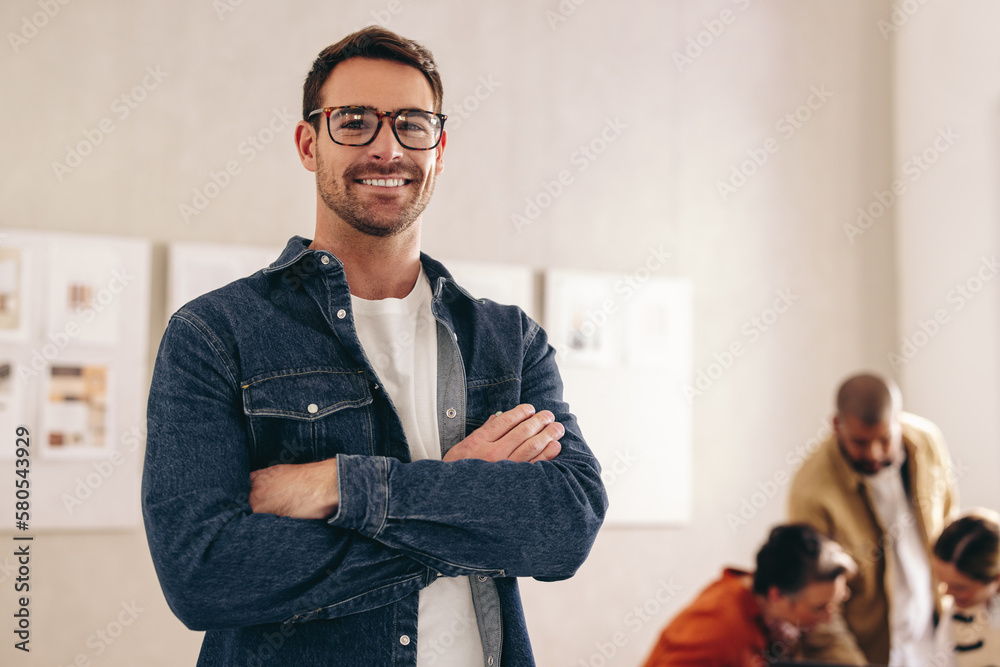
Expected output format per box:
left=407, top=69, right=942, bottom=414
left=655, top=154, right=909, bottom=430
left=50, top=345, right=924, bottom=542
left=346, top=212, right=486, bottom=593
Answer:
left=295, top=120, right=318, bottom=173
left=433, top=129, right=446, bottom=176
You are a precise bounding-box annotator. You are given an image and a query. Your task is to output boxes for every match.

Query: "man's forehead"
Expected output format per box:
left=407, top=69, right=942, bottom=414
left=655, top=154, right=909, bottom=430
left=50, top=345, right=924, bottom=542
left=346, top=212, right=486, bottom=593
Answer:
left=842, top=412, right=894, bottom=433
left=320, top=57, right=434, bottom=108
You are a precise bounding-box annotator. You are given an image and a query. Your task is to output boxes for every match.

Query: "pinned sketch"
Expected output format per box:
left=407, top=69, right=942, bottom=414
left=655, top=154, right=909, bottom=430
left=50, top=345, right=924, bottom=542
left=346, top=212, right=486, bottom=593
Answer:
left=0, top=246, right=29, bottom=342
left=43, top=363, right=112, bottom=458
left=0, top=361, right=26, bottom=458
left=624, top=279, right=692, bottom=372
left=0, top=229, right=150, bottom=528
left=544, top=268, right=693, bottom=525
left=544, top=270, right=623, bottom=368
left=47, top=243, right=125, bottom=345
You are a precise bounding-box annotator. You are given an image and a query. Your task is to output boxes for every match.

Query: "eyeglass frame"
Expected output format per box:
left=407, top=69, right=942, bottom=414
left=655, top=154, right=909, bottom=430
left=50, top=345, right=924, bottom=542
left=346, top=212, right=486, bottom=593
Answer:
left=307, top=106, right=448, bottom=151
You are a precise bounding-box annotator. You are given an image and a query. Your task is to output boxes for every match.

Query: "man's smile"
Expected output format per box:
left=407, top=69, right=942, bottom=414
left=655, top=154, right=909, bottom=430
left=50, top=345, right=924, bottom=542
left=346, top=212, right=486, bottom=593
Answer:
left=357, top=177, right=410, bottom=187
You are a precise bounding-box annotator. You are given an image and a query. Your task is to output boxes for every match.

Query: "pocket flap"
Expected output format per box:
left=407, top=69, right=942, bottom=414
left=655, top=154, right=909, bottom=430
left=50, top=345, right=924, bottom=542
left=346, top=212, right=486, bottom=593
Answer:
left=242, top=370, right=371, bottom=420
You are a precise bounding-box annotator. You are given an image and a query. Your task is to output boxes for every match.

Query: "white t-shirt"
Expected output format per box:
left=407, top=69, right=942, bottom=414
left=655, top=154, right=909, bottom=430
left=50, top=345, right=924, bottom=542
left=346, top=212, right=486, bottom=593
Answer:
left=351, top=268, right=483, bottom=667
left=865, top=463, right=936, bottom=666
left=935, top=594, right=1000, bottom=667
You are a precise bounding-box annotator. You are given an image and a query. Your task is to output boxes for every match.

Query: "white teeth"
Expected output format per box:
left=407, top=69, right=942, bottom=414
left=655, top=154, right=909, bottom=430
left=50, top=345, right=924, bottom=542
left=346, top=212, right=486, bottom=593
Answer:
left=361, top=178, right=406, bottom=187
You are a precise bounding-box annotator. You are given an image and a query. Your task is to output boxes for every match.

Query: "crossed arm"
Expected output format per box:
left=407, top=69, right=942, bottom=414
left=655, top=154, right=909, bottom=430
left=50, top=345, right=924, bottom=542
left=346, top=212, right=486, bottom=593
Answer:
left=249, top=404, right=564, bottom=519
left=143, top=313, right=606, bottom=631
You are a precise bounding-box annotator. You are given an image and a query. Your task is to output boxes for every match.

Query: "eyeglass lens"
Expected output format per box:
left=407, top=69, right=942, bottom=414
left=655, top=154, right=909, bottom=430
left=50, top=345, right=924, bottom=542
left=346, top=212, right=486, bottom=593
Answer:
left=329, top=107, right=442, bottom=149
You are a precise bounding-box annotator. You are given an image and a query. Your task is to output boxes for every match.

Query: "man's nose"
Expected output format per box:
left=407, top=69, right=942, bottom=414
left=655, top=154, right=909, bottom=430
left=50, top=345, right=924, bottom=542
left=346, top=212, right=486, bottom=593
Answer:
left=366, top=118, right=405, bottom=161
left=867, top=440, right=886, bottom=461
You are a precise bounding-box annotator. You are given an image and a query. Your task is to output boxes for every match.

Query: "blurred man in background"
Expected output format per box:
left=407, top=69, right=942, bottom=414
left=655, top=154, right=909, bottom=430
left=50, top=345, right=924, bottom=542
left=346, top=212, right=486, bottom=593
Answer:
left=788, top=372, right=958, bottom=665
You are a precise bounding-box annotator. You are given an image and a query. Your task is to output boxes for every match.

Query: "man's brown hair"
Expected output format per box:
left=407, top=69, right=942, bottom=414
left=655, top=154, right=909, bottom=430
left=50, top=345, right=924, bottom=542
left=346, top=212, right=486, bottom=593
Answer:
left=753, top=523, right=857, bottom=597
left=835, top=373, right=901, bottom=426
left=302, top=26, right=444, bottom=129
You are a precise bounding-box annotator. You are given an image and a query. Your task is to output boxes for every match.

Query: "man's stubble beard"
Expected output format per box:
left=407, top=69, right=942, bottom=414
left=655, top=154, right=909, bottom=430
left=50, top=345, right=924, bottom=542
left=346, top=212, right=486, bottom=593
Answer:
left=316, top=152, right=436, bottom=239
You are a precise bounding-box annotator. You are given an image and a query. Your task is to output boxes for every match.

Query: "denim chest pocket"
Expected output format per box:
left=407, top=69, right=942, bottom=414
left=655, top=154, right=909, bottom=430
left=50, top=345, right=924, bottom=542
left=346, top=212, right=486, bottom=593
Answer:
left=242, top=370, right=374, bottom=468
left=465, top=376, right=522, bottom=432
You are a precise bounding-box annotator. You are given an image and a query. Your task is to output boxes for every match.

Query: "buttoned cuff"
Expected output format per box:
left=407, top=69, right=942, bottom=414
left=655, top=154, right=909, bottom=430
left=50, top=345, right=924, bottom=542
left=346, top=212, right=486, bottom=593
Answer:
left=326, top=454, right=390, bottom=538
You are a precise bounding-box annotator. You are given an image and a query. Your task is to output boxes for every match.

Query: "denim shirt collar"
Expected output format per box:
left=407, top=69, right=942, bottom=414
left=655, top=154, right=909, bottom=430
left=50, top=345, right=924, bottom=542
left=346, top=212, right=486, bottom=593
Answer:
left=264, top=235, right=482, bottom=331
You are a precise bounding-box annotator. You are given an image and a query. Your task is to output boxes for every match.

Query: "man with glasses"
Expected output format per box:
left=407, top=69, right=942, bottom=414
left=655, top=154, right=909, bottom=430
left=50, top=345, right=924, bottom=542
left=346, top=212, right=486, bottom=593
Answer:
left=142, top=26, right=607, bottom=667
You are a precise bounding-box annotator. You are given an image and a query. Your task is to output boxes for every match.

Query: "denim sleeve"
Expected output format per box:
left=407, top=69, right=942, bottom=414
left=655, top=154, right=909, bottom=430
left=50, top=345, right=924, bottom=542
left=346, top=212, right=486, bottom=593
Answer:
left=142, top=315, right=432, bottom=631
left=328, top=318, right=608, bottom=580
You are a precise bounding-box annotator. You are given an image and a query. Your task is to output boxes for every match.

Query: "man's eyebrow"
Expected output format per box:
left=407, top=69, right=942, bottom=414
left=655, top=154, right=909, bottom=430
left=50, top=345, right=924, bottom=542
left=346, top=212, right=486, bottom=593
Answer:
left=329, top=104, right=377, bottom=112
left=340, top=104, right=395, bottom=112
left=341, top=104, right=426, bottom=113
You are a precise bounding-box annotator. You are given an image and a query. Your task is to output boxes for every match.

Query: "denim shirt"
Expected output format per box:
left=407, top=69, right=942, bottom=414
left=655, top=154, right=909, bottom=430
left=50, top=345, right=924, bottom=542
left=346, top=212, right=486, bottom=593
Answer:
left=142, top=236, right=608, bottom=666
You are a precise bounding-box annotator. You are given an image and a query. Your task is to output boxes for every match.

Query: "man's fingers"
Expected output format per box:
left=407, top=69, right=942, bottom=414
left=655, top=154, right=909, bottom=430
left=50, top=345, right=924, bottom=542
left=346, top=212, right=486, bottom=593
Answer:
left=501, top=410, right=557, bottom=449
left=447, top=405, right=564, bottom=462
left=506, top=420, right=564, bottom=462
left=476, top=404, right=537, bottom=440
left=529, top=440, right=562, bottom=464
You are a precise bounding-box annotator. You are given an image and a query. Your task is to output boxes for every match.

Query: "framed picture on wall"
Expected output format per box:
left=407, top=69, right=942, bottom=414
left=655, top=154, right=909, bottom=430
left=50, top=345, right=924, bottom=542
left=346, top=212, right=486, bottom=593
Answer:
left=0, top=244, right=31, bottom=343
left=543, top=270, right=623, bottom=369
left=0, top=359, right=26, bottom=459
left=0, top=228, right=150, bottom=529
left=544, top=268, right=693, bottom=525
left=42, top=362, right=114, bottom=460
left=46, top=242, right=126, bottom=346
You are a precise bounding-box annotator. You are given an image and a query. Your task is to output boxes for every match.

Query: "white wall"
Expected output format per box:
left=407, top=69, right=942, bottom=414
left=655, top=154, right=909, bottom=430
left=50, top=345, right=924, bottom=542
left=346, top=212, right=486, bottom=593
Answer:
left=893, top=1, right=1000, bottom=514
left=523, top=2, right=899, bottom=664
left=1, top=1, right=994, bottom=666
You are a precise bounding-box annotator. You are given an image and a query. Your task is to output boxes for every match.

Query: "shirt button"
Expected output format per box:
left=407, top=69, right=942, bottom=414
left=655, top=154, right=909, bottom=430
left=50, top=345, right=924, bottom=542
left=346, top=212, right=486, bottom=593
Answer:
left=446, top=408, right=457, bottom=419
left=336, top=309, right=346, bottom=319
left=320, top=255, right=330, bottom=265
left=478, top=575, right=488, bottom=582
left=488, top=657, right=495, bottom=665
left=307, top=403, right=319, bottom=414
left=399, top=635, right=410, bottom=646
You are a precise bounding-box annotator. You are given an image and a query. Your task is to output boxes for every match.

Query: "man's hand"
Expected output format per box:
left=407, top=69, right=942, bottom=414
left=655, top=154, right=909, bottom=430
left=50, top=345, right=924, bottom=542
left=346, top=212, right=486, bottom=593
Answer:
left=443, top=404, right=563, bottom=463
left=249, top=458, right=339, bottom=519
left=249, top=405, right=559, bottom=516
